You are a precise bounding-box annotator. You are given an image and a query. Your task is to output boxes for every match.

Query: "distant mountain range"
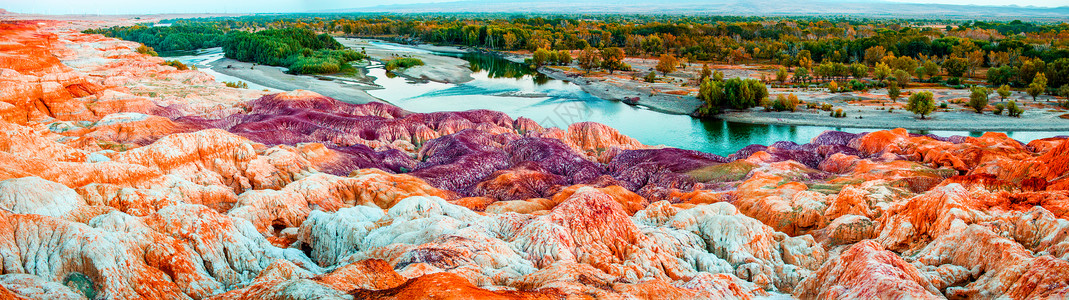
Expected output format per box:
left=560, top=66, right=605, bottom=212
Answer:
left=328, top=0, right=1069, bottom=20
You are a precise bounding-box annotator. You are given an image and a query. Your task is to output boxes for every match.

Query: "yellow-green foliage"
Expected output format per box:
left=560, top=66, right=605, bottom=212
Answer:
left=384, top=57, right=425, bottom=72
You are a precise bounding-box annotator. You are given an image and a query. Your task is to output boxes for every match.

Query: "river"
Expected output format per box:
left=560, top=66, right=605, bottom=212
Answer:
left=168, top=43, right=1067, bottom=156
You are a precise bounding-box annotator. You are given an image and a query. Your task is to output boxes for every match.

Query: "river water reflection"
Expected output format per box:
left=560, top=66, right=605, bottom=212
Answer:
left=365, top=42, right=1065, bottom=156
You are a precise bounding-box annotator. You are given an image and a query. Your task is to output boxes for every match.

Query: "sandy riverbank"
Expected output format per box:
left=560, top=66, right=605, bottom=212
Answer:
left=337, top=38, right=474, bottom=84
left=720, top=88, right=1069, bottom=131
left=539, top=67, right=702, bottom=115
left=208, top=58, right=382, bottom=104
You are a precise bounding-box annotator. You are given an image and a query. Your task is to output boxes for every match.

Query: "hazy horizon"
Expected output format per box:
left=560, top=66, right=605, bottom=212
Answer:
left=1, top=0, right=1066, bottom=15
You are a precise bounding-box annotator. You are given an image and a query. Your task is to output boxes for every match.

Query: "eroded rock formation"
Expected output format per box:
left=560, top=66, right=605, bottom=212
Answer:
left=0, top=20, right=1067, bottom=299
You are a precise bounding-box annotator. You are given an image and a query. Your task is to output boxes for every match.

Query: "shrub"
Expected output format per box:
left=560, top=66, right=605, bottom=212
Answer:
left=994, top=103, right=1004, bottom=115
left=161, top=60, right=188, bottom=70
left=644, top=71, right=657, bottom=83
left=769, top=94, right=800, bottom=112
left=137, top=44, right=158, bottom=56
left=224, top=81, right=248, bottom=89
left=820, top=103, right=833, bottom=111
left=1007, top=101, right=1023, bottom=117
left=946, top=77, right=961, bottom=86
left=849, top=79, right=866, bottom=92
left=830, top=108, right=846, bottom=118
left=967, top=86, right=990, bottom=113
left=384, top=57, right=425, bottom=72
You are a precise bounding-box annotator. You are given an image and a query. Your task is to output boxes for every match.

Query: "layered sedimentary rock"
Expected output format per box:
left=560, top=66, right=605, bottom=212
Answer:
left=0, top=20, right=1067, bottom=299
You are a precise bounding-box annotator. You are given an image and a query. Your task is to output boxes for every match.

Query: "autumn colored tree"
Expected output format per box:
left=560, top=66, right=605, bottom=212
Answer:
left=656, top=54, right=678, bottom=75
left=600, top=47, right=625, bottom=74
left=577, top=47, right=602, bottom=74
left=864, top=46, right=886, bottom=66
left=556, top=50, right=572, bottom=65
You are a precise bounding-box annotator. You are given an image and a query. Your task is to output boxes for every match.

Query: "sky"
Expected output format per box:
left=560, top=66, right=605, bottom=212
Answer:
left=0, top=0, right=1064, bottom=15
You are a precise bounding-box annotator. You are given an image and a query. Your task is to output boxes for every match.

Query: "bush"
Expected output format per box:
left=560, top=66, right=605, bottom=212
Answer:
left=223, top=81, right=248, bottom=89
left=769, top=94, right=800, bottom=112
left=696, top=77, right=768, bottom=115
left=1007, top=101, right=1023, bottom=117
left=939, top=102, right=948, bottom=109
left=830, top=108, right=846, bottom=118
left=967, top=86, right=990, bottom=113
left=136, top=44, right=158, bottom=56
left=161, top=60, right=188, bottom=70
left=946, top=77, right=961, bottom=86
left=848, top=79, right=866, bottom=92
left=820, top=103, right=833, bottom=111
left=993, top=103, right=1004, bottom=115
left=644, top=71, right=657, bottom=83
left=384, top=57, right=425, bottom=72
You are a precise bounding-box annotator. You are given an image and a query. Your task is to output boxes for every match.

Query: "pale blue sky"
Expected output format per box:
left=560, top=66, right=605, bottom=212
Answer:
left=0, top=0, right=1063, bottom=15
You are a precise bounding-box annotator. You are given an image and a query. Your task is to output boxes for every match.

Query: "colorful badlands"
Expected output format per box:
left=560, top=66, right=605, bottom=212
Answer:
left=1, top=20, right=1069, bottom=300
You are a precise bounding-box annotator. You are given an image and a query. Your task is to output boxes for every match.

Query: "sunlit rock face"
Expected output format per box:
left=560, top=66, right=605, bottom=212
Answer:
left=0, top=21, right=1068, bottom=300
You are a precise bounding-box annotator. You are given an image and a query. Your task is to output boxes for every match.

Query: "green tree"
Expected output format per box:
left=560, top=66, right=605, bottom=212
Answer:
left=795, top=67, right=809, bottom=84
left=642, top=35, right=663, bottom=55
left=997, top=84, right=1011, bottom=101
left=921, top=60, right=940, bottom=81
left=655, top=54, right=678, bottom=75
left=556, top=50, right=572, bottom=65
left=943, top=57, right=969, bottom=78
left=599, top=47, right=624, bottom=74
left=532, top=48, right=551, bottom=67
left=967, top=86, right=990, bottom=113
left=864, top=46, right=886, bottom=66
left=577, top=47, right=602, bottom=74
left=697, top=77, right=768, bottom=116
left=893, top=69, right=911, bottom=86
left=776, top=66, right=789, bottom=83
left=907, top=91, right=936, bottom=119
left=873, top=63, right=892, bottom=81
left=887, top=81, right=901, bottom=102
left=851, top=63, right=869, bottom=80
left=1007, top=100, right=1023, bottom=117
left=644, top=71, right=657, bottom=83
left=700, top=64, right=712, bottom=82
left=1027, top=73, right=1047, bottom=101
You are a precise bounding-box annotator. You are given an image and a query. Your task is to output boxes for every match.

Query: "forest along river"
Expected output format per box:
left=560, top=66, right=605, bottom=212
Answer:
left=169, top=43, right=1065, bottom=156
left=364, top=41, right=1064, bottom=156
left=166, top=48, right=278, bottom=92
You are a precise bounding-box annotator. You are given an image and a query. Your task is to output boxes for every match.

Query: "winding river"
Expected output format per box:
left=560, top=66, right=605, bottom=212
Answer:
left=170, top=43, right=1066, bottom=156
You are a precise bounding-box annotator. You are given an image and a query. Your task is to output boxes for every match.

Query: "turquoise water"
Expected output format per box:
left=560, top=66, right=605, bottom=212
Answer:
left=364, top=42, right=1065, bottom=156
